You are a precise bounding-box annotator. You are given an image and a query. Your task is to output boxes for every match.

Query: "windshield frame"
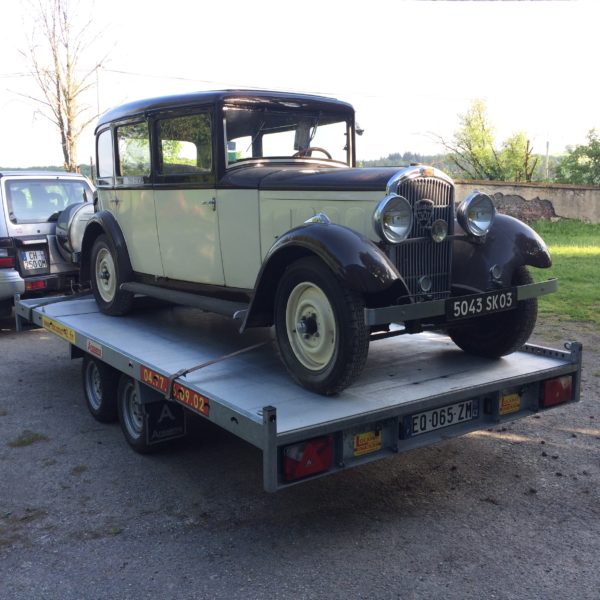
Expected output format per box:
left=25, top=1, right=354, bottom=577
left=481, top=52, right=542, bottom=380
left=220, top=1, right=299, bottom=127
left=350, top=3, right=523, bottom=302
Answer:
left=222, top=101, right=355, bottom=169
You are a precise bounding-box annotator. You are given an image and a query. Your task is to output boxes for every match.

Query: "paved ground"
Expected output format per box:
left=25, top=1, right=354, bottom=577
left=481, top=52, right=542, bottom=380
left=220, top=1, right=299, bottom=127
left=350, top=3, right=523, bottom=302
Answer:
left=0, top=310, right=598, bottom=600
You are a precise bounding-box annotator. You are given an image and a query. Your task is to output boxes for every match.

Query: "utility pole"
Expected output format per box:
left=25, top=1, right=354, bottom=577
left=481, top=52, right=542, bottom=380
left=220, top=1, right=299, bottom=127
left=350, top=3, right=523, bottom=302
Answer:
left=545, top=141, right=550, bottom=181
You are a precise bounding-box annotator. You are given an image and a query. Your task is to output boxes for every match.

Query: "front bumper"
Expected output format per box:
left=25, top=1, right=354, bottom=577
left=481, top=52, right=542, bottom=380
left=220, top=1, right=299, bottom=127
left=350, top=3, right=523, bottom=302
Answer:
left=364, top=278, right=558, bottom=326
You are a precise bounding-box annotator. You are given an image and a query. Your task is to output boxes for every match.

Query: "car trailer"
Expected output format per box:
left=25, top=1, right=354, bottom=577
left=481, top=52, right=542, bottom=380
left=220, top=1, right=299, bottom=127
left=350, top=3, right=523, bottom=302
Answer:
left=16, top=294, right=582, bottom=492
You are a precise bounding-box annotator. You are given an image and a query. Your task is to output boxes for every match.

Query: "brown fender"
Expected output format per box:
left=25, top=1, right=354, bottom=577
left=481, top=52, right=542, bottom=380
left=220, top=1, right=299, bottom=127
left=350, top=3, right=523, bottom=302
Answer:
left=242, top=223, right=408, bottom=329
left=452, top=214, right=551, bottom=294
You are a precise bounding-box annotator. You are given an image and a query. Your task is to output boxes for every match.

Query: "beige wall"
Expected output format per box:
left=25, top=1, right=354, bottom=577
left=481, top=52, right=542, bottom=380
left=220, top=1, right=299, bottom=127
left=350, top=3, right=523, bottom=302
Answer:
left=454, top=180, right=600, bottom=224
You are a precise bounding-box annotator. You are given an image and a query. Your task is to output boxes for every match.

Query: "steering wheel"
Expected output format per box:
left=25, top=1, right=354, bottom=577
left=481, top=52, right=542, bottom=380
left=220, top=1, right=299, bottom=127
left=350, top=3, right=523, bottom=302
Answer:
left=293, top=146, right=332, bottom=159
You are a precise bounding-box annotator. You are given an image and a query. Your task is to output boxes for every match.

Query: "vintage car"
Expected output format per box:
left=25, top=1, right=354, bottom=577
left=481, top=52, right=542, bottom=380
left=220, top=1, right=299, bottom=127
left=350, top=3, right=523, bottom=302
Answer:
left=80, top=90, right=555, bottom=395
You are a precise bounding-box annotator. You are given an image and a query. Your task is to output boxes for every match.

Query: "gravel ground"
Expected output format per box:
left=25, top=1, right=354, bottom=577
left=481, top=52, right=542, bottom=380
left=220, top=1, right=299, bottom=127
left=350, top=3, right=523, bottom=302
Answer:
left=0, top=311, right=598, bottom=600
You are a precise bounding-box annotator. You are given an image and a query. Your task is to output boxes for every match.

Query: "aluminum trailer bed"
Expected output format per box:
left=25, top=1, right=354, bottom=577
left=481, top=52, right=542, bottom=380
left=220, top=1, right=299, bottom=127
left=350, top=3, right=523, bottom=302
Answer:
left=15, top=295, right=582, bottom=492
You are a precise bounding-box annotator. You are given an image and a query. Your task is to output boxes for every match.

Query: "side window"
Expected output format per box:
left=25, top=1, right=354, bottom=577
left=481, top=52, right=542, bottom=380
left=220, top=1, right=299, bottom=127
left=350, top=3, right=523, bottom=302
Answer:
left=156, top=113, right=213, bottom=183
left=116, top=122, right=150, bottom=182
left=96, top=129, right=114, bottom=184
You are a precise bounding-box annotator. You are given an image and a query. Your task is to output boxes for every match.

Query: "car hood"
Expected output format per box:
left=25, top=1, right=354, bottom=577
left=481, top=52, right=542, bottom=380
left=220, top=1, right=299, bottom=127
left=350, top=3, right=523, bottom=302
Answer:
left=218, top=164, right=402, bottom=192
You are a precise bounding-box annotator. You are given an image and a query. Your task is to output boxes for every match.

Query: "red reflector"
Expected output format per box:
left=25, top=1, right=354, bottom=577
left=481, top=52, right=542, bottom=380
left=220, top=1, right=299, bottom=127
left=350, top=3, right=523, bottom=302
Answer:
left=542, top=376, right=573, bottom=408
left=25, top=280, right=46, bottom=291
left=283, top=435, right=333, bottom=482
left=0, top=257, right=14, bottom=268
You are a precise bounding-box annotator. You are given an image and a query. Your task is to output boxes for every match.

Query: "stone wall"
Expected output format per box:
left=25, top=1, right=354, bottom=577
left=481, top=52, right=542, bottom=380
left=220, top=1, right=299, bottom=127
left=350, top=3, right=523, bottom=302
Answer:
left=454, top=180, right=600, bottom=224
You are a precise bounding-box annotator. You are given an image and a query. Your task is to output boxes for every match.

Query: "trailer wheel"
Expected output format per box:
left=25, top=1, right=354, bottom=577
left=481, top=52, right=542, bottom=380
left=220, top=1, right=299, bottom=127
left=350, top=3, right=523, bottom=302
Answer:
left=91, top=234, right=134, bottom=316
left=82, top=355, right=119, bottom=423
left=447, top=266, right=538, bottom=358
left=274, top=256, right=370, bottom=395
left=117, top=375, right=153, bottom=453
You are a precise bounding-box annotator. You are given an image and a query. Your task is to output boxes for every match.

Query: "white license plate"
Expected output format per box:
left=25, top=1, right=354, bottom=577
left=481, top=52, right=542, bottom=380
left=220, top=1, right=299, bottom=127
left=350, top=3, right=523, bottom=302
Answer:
left=404, top=399, right=479, bottom=438
left=21, top=249, right=47, bottom=270
left=447, top=288, right=517, bottom=321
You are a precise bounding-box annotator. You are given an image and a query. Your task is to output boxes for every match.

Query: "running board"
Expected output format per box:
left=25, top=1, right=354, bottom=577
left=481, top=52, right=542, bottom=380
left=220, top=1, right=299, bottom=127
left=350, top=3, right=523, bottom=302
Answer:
left=120, top=282, right=249, bottom=320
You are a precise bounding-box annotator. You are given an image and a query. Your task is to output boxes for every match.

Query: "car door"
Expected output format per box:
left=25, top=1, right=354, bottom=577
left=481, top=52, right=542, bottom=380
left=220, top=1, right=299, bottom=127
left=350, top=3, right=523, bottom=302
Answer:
left=109, top=122, right=164, bottom=277
left=152, top=111, right=225, bottom=285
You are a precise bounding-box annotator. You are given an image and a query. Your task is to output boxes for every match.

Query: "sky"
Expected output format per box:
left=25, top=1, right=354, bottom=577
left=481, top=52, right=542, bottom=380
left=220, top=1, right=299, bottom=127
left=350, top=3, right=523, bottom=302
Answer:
left=0, top=0, right=598, bottom=167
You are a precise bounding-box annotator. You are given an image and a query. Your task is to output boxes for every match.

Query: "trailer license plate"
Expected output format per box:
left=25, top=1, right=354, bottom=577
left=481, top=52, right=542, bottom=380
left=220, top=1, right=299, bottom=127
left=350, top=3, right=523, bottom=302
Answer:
left=404, top=399, right=479, bottom=438
left=447, top=288, right=516, bottom=321
left=21, top=249, right=47, bottom=270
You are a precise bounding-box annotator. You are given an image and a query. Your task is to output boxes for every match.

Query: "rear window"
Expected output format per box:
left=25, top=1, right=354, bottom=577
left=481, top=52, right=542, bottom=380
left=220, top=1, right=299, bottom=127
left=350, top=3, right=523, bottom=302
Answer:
left=5, top=178, right=93, bottom=224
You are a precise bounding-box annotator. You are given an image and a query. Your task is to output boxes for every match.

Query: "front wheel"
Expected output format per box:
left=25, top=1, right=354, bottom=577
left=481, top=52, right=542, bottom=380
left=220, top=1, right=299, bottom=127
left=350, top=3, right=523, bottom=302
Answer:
left=90, top=234, right=134, bottom=315
left=447, top=266, right=538, bottom=358
left=82, top=355, right=119, bottom=423
left=274, top=257, right=369, bottom=395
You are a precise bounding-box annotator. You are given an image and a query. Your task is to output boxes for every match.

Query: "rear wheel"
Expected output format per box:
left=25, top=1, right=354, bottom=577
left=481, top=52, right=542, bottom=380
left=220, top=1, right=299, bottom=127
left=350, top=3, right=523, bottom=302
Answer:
left=447, top=266, right=538, bottom=358
left=82, top=355, right=119, bottom=423
left=117, top=375, right=153, bottom=453
left=0, top=299, right=12, bottom=319
left=90, top=234, right=133, bottom=315
left=274, top=257, right=369, bottom=395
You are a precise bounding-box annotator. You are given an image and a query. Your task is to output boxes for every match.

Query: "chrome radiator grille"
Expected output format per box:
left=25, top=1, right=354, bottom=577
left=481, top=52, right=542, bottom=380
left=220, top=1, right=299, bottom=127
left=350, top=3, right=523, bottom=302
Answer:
left=391, top=177, right=454, bottom=300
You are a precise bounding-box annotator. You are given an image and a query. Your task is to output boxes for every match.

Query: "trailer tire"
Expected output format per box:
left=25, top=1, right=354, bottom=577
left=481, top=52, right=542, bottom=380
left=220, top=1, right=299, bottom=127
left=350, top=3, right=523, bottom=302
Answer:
left=274, top=256, right=370, bottom=395
left=117, top=375, right=153, bottom=454
left=91, top=234, right=134, bottom=315
left=447, top=266, right=538, bottom=358
left=82, top=355, right=119, bottom=423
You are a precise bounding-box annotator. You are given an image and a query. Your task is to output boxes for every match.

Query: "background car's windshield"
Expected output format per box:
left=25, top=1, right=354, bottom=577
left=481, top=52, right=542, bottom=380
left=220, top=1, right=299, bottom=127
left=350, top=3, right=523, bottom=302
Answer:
left=6, top=178, right=93, bottom=224
left=224, top=105, right=351, bottom=165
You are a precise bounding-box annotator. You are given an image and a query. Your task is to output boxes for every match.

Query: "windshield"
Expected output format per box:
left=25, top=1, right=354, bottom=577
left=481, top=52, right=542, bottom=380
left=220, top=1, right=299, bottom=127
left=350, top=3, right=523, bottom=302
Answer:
left=6, top=178, right=93, bottom=224
left=224, top=104, right=352, bottom=165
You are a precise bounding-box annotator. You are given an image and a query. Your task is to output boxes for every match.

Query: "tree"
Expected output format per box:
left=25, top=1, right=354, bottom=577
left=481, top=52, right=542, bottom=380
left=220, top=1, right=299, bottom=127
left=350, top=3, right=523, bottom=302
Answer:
left=435, top=99, right=539, bottom=182
left=21, top=0, right=104, bottom=172
left=555, top=129, right=600, bottom=186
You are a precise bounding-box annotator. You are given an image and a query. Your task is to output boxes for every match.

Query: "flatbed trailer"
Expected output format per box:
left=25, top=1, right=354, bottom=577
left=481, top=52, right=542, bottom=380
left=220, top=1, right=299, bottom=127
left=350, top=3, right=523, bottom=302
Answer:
left=15, top=294, right=582, bottom=492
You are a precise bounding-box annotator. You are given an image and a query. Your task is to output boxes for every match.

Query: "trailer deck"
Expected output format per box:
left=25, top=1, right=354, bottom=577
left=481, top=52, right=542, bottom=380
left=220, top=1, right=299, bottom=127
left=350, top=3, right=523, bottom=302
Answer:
left=16, top=295, right=582, bottom=491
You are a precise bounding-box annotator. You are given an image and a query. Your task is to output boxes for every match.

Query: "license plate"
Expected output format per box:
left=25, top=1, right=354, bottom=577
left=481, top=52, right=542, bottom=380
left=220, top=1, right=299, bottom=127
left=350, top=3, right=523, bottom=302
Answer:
left=21, top=249, right=47, bottom=270
left=403, top=399, right=479, bottom=438
left=447, top=288, right=517, bottom=321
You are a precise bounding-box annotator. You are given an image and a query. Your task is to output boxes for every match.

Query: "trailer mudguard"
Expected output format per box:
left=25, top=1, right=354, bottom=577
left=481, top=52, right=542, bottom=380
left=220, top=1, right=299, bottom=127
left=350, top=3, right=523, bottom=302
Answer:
left=242, top=222, right=407, bottom=329
left=79, top=211, right=133, bottom=285
left=452, top=214, right=552, bottom=293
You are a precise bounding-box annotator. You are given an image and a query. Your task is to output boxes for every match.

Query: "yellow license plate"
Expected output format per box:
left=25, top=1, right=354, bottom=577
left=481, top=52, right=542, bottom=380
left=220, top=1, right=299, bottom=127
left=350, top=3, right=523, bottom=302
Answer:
left=353, top=430, right=382, bottom=456
left=500, top=392, right=521, bottom=415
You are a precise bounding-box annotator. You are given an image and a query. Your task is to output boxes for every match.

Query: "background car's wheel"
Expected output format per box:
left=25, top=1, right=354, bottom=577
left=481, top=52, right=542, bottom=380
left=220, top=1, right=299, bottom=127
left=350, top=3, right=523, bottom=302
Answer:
left=117, top=375, right=154, bottom=453
left=82, top=355, right=119, bottom=422
left=274, top=256, right=369, bottom=395
left=90, top=234, right=133, bottom=315
left=447, top=266, right=538, bottom=358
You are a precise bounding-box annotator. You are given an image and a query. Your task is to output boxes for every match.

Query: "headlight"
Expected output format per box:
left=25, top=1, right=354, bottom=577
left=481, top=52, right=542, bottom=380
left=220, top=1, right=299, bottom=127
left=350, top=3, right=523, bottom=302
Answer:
left=457, top=191, right=495, bottom=237
left=373, top=194, right=413, bottom=243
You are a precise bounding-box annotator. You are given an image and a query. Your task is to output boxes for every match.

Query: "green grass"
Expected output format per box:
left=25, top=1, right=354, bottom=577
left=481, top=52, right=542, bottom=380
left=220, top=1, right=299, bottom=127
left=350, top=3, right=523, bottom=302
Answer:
left=530, top=220, right=600, bottom=327
left=7, top=430, right=49, bottom=448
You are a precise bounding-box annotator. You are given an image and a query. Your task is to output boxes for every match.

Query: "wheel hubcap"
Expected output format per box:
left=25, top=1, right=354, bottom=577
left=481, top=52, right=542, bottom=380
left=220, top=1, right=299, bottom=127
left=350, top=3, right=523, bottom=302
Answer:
left=123, top=382, right=143, bottom=439
left=95, top=247, right=116, bottom=303
left=86, top=362, right=102, bottom=411
left=286, top=282, right=336, bottom=371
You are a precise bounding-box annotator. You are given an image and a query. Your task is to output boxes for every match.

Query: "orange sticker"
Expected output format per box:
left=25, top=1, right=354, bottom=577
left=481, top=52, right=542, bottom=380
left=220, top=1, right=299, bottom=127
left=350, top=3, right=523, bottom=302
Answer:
left=140, top=366, right=169, bottom=394
left=172, top=382, right=210, bottom=417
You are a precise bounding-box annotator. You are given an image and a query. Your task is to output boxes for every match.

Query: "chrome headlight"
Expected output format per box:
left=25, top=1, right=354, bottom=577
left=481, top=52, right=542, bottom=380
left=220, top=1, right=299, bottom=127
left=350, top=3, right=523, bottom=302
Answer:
left=373, top=194, right=413, bottom=243
left=457, top=191, right=496, bottom=237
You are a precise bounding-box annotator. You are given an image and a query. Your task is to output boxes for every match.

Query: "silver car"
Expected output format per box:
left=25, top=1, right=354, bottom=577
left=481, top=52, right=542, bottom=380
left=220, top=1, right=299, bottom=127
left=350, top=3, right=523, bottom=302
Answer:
left=0, top=171, right=94, bottom=317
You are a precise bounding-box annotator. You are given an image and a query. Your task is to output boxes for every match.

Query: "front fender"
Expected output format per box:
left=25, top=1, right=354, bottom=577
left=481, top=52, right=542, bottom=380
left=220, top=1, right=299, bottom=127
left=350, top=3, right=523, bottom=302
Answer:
left=80, top=211, right=133, bottom=285
left=242, top=223, right=406, bottom=329
left=452, top=214, right=551, bottom=293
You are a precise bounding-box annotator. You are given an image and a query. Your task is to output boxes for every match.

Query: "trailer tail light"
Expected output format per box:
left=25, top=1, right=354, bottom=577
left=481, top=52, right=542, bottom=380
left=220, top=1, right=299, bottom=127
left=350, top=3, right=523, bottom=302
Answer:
left=283, top=435, right=333, bottom=482
left=25, top=280, right=46, bottom=291
left=541, top=375, right=573, bottom=408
